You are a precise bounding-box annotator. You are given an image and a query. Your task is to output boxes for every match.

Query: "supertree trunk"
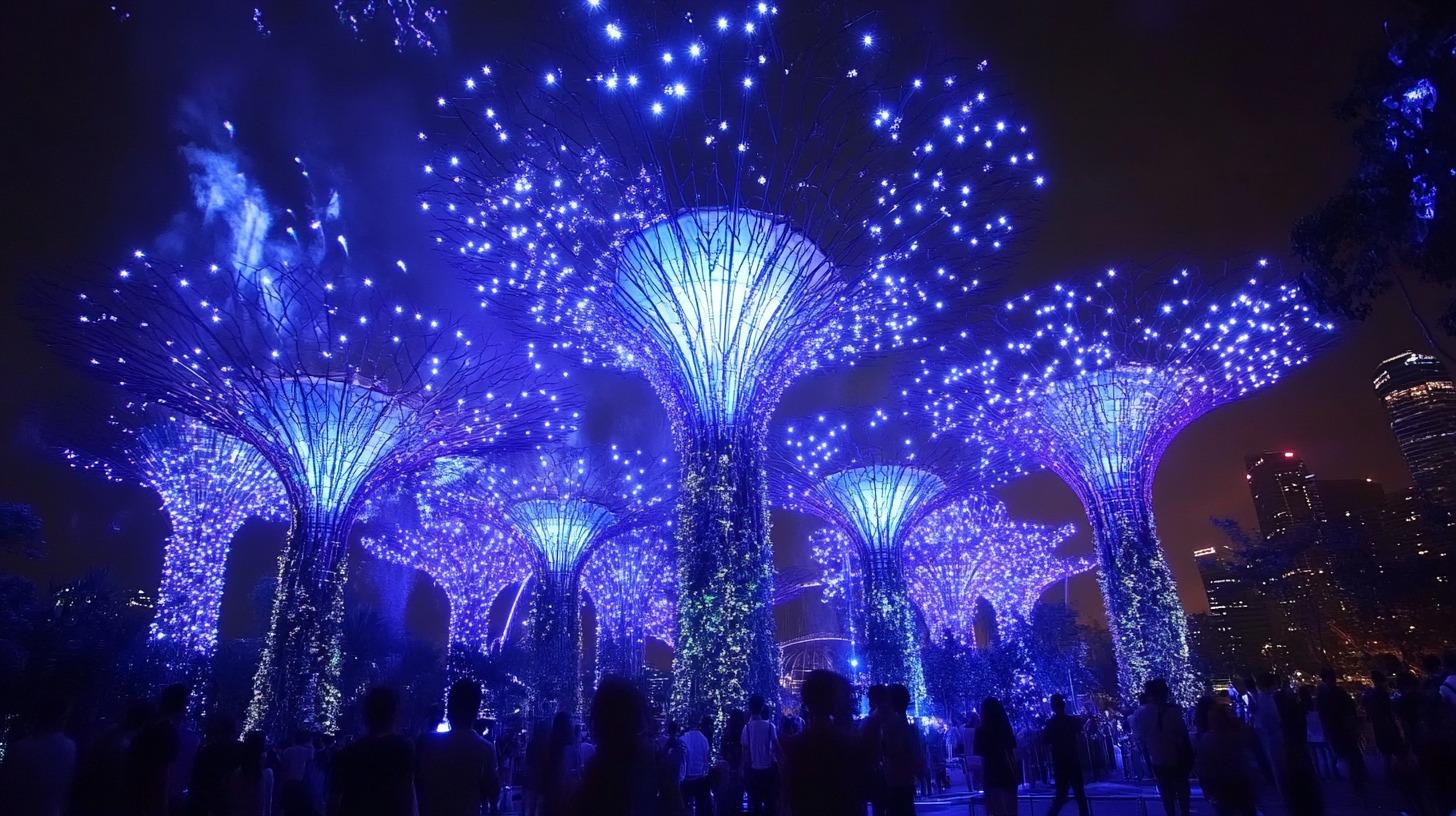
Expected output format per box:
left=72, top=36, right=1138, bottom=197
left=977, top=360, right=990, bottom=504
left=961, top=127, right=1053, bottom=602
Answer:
left=246, top=501, right=352, bottom=737
left=861, top=550, right=927, bottom=705
left=532, top=572, right=582, bottom=715
left=672, top=425, right=780, bottom=722
left=146, top=516, right=239, bottom=694
left=1083, top=484, right=1194, bottom=704
left=445, top=590, right=496, bottom=680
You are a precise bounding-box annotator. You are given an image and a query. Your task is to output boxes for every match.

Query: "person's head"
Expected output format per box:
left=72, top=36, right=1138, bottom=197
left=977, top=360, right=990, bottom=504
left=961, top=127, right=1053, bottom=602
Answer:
left=886, top=684, right=911, bottom=715
left=1370, top=669, right=1387, bottom=687
left=447, top=679, right=483, bottom=729
left=240, top=731, right=266, bottom=774
left=697, top=715, right=713, bottom=737
left=1257, top=671, right=1281, bottom=692
left=800, top=669, right=840, bottom=721
left=1298, top=686, right=1316, bottom=708
left=551, top=711, right=575, bottom=745
left=748, top=694, right=765, bottom=719
left=589, top=676, right=649, bottom=750
left=867, top=685, right=886, bottom=712
left=980, top=697, right=1010, bottom=733
left=361, top=686, right=400, bottom=735
left=666, top=720, right=680, bottom=738
left=1049, top=693, right=1066, bottom=715
left=1209, top=701, right=1239, bottom=731
left=33, top=692, right=69, bottom=733
left=1422, top=654, right=1442, bottom=676
left=1319, top=667, right=1337, bottom=685
left=158, top=684, right=191, bottom=719
left=1143, top=678, right=1170, bottom=704
left=1443, top=648, right=1456, bottom=673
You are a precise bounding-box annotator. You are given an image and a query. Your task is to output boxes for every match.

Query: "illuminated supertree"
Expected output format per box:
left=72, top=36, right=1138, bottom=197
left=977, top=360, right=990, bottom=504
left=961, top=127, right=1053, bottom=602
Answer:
left=64, top=412, right=287, bottom=668
left=56, top=257, right=560, bottom=735
left=424, top=0, right=1042, bottom=716
left=776, top=411, right=1024, bottom=704
left=360, top=460, right=532, bottom=673
left=483, top=446, right=671, bottom=714
left=902, top=494, right=1091, bottom=644
left=579, top=529, right=676, bottom=681
left=929, top=264, right=1335, bottom=701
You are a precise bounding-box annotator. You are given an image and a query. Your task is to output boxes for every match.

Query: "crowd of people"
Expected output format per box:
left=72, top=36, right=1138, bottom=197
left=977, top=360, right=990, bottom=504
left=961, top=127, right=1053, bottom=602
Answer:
left=2, top=651, right=1455, bottom=816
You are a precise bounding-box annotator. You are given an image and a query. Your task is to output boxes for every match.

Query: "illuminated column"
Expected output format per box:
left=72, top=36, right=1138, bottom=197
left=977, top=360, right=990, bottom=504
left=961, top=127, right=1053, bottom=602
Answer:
left=615, top=210, right=838, bottom=718
left=508, top=498, right=616, bottom=714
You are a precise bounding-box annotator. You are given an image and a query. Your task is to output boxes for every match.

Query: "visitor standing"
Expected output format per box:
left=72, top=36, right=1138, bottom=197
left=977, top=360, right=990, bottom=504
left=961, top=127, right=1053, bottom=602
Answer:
left=877, top=685, right=924, bottom=816
left=972, top=697, right=1018, bottom=816
left=681, top=717, right=712, bottom=816
left=224, top=732, right=273, bottom=816
left=187, top=716, right=241, bottom=816
left=1362, top=671, right=1406, bottom=770
left=741, top=695, right=779, bottom=816
left=124, top=684, right=196, bottom=816
left=717, top=710, right=746, bottom=816
left=278, top=733, right=316, bottom=816
left=1193, top=703, right=1258, bottom=816
left=859, top=685, right=886, bottom=816
left=416, top=679, right=499, bottom=816
left=1314, top=668, right=1365, bottom=799
left=567, top=677, right=683, bottom=816
left=0, top=693, right=76, bottom=816
left=74, top=700, right=154, bottom=816
left=327, top=687, right=416, bottom=816
left=1130, top=678, right=1192, bottom=816
left=1041, top=693, right=1089, bottom=816
left=781, top=670, right=866, bottom=816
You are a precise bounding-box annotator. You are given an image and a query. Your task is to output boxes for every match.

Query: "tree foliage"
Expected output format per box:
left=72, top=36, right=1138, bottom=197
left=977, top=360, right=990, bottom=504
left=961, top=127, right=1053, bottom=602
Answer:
left=1292, top=0, right=1456, bottom=350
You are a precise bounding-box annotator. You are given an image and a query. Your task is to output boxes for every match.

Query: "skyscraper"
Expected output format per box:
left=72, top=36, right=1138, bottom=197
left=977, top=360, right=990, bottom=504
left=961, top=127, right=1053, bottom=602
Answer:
left=1194, top=544, right=1278, bottom=678
left=1373, top=351, right=1456, bottom=514
left=1246, top=451, right=1322, bottom=535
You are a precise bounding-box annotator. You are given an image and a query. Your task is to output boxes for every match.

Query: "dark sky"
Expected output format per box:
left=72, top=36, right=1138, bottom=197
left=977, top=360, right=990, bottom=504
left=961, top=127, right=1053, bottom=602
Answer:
left=0, top=0, right=1433, bottom=643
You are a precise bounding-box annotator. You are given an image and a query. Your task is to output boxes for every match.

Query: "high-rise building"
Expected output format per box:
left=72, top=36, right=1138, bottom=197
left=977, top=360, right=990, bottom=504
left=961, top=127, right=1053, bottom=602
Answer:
left=1246, top=451, right=1322, bottom=536
left=1373, top=351, right=1456, bottom=514
left=1194, top=544, right=1278, bottom=677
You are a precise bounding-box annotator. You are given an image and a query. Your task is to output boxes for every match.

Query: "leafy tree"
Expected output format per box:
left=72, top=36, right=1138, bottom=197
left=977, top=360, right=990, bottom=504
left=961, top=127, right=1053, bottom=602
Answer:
left=1292, top=0, right=1456, bottom=358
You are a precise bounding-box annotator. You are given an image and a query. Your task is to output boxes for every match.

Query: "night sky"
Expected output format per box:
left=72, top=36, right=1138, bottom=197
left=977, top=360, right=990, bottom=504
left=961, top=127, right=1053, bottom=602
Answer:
left=0, top=0, right=1434, bottom=643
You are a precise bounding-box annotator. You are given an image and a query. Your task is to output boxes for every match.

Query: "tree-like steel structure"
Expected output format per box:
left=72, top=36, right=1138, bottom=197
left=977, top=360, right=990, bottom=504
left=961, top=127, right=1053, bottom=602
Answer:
left=776, top=410, right=1023, bottom=703
left=481, top=446, right=671, bottom=714
left=579, top=529, right=676, bottom=682
left=57, top=256, right=559, bottom=735
left=929, top=265, right=1334, bottom=701
left=902, top=493, right=1090, bottom=644
left=424, top=0, right=1042, bottom=715
left=64, top=412, right=287, bottom=671
left=360, top=460, right=532, bottom=674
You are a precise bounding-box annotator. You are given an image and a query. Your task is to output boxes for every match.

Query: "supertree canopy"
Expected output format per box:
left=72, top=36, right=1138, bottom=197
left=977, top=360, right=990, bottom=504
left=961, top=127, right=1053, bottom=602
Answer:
left=483, top=445, right=671, bottom=713
left=58, top=257, right=560, bottom=735
left=579, top=529, right=676, bottom=681
left=777, top=410, right=1024, bottom=703
left=64, top=411, right=287, bottom=666
left=424, top=0, right=1042, bottom=716
left=360, top=460, right=532, bottom=673
left=929, top=264, right=1335, bottom=701
left=903, top=493, right=1091, bottom=645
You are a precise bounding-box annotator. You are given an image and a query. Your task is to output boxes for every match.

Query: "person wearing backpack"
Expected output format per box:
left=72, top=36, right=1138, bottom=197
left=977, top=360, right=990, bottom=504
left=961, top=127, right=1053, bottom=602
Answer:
left=1130, top=679, right=1192, bottom=816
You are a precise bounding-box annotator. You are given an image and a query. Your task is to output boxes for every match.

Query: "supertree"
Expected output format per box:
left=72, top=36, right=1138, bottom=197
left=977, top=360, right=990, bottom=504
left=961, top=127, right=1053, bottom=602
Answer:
left=902, top=493, right=1091, bottom=645
left=928, top=264, right=1335, bottom=701
left=481, top=445, right=672, bottom=714
left=423, top=0, right=1043, bottom=716
left=63, top=411, right=287, bottom=672
left=56, top=256, right=560, bottom=735
left=776, top=410, right=1024, bottom=704
left=360, top=460, right=532, bottom=675
left=579, top=529, right=676, bottom=682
